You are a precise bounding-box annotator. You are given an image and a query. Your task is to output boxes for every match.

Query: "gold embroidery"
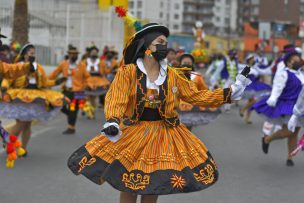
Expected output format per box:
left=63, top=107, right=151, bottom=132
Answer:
left=209, top=158, right=218, bottom=170
left=194, top=164, right=215, bottom=184
left=171, top=174, right=186, bottom=189
left=78, top=156, right=96, bottom=173
left=122, top=173, right=150, bottom=190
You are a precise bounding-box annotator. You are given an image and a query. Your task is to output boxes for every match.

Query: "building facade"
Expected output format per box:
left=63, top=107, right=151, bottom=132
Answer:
left=128, top=0, right=183, bottom=34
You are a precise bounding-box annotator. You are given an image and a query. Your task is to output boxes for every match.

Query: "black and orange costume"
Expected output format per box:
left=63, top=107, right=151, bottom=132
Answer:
left=85, top=57, right=110, bottom=96
left=68, top=23, right=251, bottom=196
left=49, top=47, right=90, bottom=133
left=100, top=53, right=118, bottom=82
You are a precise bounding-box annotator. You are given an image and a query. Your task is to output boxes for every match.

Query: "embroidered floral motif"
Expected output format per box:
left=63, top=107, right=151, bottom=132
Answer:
left=78, top=156, right=96, bottom=173
left=194, top=164, right=215, bottom=184
left=122, top=173, right=150, bottom=190
left=170, top=174, right=186, bottom=189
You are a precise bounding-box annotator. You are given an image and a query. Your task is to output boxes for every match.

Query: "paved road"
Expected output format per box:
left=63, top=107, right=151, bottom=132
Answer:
left=0, top=104, right=303, bottom=203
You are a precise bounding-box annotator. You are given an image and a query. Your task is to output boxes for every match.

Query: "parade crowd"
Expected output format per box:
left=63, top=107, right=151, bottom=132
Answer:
left=1, top=23, right=304, bottom=203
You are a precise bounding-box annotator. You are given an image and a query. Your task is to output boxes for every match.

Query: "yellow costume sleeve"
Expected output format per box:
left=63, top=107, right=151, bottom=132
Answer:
left=104, top=65, right=133, bottom=124
left=1, top=79, right=10, bottom=89
left=38, top=65, right=56, bottom=87
left=176, top=72, right=231, bottom=108
left=0, top=61, right=29, bottom=79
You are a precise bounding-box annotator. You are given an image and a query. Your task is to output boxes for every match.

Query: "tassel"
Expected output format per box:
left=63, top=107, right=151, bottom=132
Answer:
left=115, top=6, right=127, bottom=18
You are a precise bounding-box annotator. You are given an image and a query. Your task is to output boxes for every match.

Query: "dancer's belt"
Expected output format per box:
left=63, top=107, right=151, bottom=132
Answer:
left=26, top=84, right=38, bottom=89
left=139, top=108, right=161, bottom=121
left=90, top=72, right=101, bottom=76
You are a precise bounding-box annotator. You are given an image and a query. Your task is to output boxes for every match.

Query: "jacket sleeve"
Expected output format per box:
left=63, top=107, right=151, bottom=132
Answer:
left=48, top=63, right=63, bottom=79
left=82, top=63, right=91, bottom=85
left=40, top=66, right=56, bottom=87
left=267, top=69, right=288, bottom=103
left=104, top=66, right=132, bottom=124
left=0, top=61, right=30, bottom=79
left=176, top=72, right=231, bottom=107
left=195, top=76, right=209, bottom=91
left=1, top=79, right=10, bottom=89
left=293, top=86, right=304, bottom=117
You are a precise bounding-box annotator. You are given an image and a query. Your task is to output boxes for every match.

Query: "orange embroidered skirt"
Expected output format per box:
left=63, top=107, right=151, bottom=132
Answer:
left=86, top=76, right=110, bottom=96
left=68, top=121, right=218, bottom=195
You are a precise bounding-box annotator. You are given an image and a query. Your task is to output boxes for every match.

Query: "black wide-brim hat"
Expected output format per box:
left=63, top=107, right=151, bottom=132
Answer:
left=123, top=23, right=170, bottom=64
left=0, top=28, right=7, bottom=38
left=133, top=23, right=170, bottom=40
left=20, top=43, right=35, bottom=56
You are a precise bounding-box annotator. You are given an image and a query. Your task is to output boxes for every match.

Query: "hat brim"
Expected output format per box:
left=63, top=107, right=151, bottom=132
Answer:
left=134, top=25, right=170, bottom=40
left=67, top=50, right=79, bottom=54
left=0, top=34, right=7, bottom=38
left=20, top=43, right=34, bottom=56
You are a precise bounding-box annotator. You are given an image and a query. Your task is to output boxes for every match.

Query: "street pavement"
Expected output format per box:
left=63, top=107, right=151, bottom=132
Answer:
left=0, top=104, right=303, bottom=203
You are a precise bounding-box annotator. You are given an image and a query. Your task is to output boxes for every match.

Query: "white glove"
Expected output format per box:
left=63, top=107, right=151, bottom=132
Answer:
left=266, top=97, right=277, bottom=107
left=101, top=122, right=122, bottom=142
left=288, top=115, right=299, bottom=133
left=230, top=74, right=252, bottom=100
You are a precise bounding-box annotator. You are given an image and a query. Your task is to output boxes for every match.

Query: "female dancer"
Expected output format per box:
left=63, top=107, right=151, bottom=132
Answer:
left=239, top=54, right=272, bottom=124
left=85, top=46, right=110, bottom=118
left=67, top=23, right=251, bottom=203
left=178, top=53, right=221, bottom=131
left=0, top=44, right=66, bottom=155
left=251, top=51, right=304, bottom=166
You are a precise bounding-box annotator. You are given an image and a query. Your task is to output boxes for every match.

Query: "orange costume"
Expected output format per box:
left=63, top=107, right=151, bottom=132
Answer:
left=49, top=60, right=90, bottom=92
left=84, top=58, right=110, bottom=96
left=68, top=63, right=232, bottom=195
left=67, top=22, right=250, bottom=196
left=0, top=62, right=65, bottom=121
left=49, top=59, right=90, bottom=131
left=100, top=58, right=118, bottom=81
left=0, top=61, right=31, bottom=80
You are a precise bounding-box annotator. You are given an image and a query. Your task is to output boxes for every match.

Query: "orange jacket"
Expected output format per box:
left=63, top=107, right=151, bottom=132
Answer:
left=179, top=74, right=209, bottom=111
left=100, top=58, right=118, bottom=74
left=2, top=63, right=55, bottom=89
left=105, top=64, right=231, bottom=127
left=49, top=60, right=90, bottom=92
left=0, top=61, right=30, bottom=80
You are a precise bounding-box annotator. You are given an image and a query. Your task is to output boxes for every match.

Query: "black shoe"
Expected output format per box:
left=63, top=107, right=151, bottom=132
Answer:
left=262, top=137, right=269, bottom=154
left=63, top=128, right=75, bottom=134
left=286, top=159, right=294, bottom=167
left=239, top=109, right=244, bottom=117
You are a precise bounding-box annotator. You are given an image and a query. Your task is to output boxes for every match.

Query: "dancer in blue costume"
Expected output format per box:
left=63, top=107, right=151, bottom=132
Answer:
left=251, top=51, right=304, bottom=166
left=239, top=54, right=272, bottom=124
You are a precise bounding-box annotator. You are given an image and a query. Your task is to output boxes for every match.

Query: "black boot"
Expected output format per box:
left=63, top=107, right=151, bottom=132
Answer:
left=262, top=137, right=269, bottom=154
left=286, top=159, right=294, bottom=167
left=63, top=128, right=75, bottom=134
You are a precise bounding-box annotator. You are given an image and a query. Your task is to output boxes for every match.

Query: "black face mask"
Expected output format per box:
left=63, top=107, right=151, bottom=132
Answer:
left=291, top=62, right=302, bottom=70
left=91, top=55, right=98, bottom=60
left=70, top=56, right=78, bottom=63
left=28, top=56, right=35, bottom=63
left=152, top=44, right=168, bottom=61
